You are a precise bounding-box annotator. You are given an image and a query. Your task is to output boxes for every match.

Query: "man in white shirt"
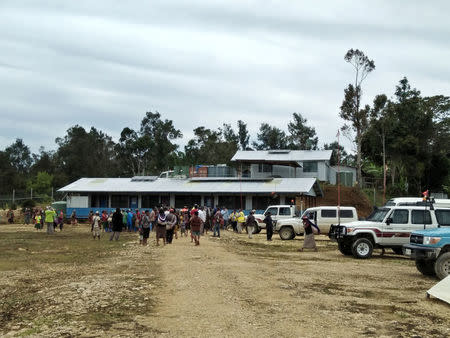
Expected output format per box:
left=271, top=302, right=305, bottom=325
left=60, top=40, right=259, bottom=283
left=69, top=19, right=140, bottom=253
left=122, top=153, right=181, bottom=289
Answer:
left=198, top=207, right=206, bottom=234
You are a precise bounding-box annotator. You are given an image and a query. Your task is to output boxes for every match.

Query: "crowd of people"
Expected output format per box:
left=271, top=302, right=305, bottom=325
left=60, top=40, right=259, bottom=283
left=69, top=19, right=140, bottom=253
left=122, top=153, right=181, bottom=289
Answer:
left=7, top=204, right=320, bottom=251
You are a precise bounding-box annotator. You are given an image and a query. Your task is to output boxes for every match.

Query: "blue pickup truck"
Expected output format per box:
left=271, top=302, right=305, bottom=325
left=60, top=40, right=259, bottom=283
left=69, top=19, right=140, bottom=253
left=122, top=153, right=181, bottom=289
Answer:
left=404, top=227, right=450, bottom=279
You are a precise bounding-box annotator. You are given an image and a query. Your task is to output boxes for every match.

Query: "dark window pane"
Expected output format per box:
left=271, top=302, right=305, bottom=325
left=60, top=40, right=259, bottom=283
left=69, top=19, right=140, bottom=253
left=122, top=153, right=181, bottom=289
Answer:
left=321, top=209, right=336, bottom=218
left=339, top=210, right=354, bottom=218
left=279, top=207, right=291, bottom=216
left=303, top=161, right=318, bottom=173
left=391, top=209, right=409, bottom=224
left=412, top=210, right=432, bottom=224
left=436, top=210, right=450, bottom=226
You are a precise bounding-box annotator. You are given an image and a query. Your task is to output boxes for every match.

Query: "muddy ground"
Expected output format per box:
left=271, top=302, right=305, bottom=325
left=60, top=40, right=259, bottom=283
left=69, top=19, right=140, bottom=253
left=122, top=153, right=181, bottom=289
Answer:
left=0, top=224, right=449, bottom=337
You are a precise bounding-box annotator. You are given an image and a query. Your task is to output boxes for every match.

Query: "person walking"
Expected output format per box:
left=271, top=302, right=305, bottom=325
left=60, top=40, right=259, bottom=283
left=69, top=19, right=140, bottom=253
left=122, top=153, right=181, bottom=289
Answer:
left=156, top=208, right=167, bottom=246
left=221, top=207, right=229, bottom=229
left=34, top=210, right=42, bottom=231
left=71, top=210, right=77, bottom=226
left=236, top=209, right=245, bottom=234
left=263, top=211, right=273, bottom=241
left=245, top=210, right=257, bottom=239
left=298, top=215, right=320, bottom=252
left=58, top=210, right=64, bottom=231
left=45, top=206, right=56, bottom=234
left=101, top=210, right=109, bottom=232
left=110, top=208, right=123, bottom=241
left=149, top=207, right=156, bottom=232
left=92, top=211, right=101, bottom=240
left=213, top=208, right=223, bottom=238
left=189, top=211, right=202, bottom=246
left=165, top=209, right=177, bottom=244
left=24, top=208, right=31, bottom=225
left=141, top=210, right=151, bottom=246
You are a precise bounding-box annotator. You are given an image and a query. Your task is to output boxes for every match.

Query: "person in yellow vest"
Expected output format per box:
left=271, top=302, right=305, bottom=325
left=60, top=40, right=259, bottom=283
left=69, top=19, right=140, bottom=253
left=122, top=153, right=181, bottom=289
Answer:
left=45, top=206, right=56, bottom=234
left=236, top=209, right=245, bottom=234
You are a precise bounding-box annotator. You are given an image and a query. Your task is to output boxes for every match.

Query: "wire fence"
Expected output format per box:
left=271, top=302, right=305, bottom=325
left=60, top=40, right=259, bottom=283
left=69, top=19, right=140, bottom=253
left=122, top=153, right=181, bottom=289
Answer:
left=0, top=188, right=65, bottom=209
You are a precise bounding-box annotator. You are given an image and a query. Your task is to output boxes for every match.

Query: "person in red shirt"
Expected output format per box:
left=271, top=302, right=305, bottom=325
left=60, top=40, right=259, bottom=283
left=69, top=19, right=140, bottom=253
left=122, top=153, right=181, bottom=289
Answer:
left=189, top=211, right=203, bottom=246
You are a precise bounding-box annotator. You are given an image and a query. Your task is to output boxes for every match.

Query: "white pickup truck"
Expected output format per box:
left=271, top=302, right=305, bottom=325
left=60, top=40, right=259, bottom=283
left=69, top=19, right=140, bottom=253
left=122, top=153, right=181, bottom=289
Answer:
left=253, top=205, right=298, bottom=233
left=329, top=205, right=446, bottom=259
left=275, top=206, right=358, bottom=240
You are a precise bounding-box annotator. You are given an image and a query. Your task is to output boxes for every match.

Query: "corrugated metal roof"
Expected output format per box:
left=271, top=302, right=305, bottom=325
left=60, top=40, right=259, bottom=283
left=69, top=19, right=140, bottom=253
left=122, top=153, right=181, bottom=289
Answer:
left=231, top=150, right=332, bottom=162
left=58, top=177, right=320, bottom=196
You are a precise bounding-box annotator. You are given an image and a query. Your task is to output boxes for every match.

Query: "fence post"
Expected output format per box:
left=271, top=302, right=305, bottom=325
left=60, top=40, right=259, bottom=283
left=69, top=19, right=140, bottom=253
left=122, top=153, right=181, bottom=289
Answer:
left=31, top=188, right=33, bottom=200
left=51, top=187, right=54, bottom=202
left=12, top=189, right=15, bottom=205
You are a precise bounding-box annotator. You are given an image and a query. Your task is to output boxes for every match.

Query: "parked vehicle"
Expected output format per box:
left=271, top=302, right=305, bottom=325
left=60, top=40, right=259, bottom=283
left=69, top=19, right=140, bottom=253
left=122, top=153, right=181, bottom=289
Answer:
left=403, top=211, right=450, bottom=279
left=385, top=197, right=450, bottom=208
left=275, top=206, right=358, bottom=240
left=329, top=205, right=448, bottom=259
left=253, top=205, right=297, bottom=233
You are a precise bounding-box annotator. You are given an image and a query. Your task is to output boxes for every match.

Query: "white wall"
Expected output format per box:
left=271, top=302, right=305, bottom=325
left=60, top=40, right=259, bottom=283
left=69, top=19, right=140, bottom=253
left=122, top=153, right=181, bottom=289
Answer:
left=68, top=196, right=89, bottom=208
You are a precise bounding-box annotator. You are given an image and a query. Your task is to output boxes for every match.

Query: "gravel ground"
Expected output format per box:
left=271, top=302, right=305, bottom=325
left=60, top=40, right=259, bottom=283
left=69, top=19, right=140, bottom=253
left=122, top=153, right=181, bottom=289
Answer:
left=1, top=224, right=449, bottom=337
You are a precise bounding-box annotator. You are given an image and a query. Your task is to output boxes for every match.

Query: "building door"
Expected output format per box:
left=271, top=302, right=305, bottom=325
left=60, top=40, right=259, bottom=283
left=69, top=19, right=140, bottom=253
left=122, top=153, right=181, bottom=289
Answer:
left=129, top=196, right=138, bottom=209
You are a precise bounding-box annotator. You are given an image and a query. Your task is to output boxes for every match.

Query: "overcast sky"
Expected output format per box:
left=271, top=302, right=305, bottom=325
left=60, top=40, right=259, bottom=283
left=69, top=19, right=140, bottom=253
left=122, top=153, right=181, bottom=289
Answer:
left=1, top=0, right=449, bottom=154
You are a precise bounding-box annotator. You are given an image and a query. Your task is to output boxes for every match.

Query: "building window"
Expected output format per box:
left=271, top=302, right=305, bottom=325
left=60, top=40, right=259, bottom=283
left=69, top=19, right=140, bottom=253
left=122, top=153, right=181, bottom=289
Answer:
left=258, top=164, right=272, bottom=173
left=142, top=195, right=160, bottom=209
left=252, top=195, right=280, bottom=211
left=111, top=195, right=129, bottom=208
left=219, top=196, right=246, bottom=210
left=303, top=161, right=318, bottom=173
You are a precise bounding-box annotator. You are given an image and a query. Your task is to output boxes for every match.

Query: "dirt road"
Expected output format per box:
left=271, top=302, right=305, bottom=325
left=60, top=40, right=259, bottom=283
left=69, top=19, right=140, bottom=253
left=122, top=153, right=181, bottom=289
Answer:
left=143, top=232, right=450, bottom=337
left=1, top=225, right=449, bottom=337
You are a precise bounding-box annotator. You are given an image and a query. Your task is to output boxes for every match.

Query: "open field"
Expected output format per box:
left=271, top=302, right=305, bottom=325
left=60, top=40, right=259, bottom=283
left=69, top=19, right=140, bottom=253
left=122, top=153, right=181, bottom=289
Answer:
left=0, top=224, right=449, bottom=337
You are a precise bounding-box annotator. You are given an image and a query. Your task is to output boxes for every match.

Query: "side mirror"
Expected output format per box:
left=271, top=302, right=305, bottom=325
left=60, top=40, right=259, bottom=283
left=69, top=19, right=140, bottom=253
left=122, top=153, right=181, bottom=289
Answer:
left=386, top=217, right=393, bottom=225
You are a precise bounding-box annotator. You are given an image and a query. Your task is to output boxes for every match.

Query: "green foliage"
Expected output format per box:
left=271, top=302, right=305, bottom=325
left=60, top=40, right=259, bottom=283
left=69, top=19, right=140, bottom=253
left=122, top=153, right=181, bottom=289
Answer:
left=237, top=120, right=250, bottom=150
left=253, top=123, right=287, bottom=150
left=287, top=113, right=318, bottom=150
left=27, top=171, right=53, bottom=196
left=184, top=125, right=238, bottom=165
left=55, top=125, right=118, bottom=181
left=21, top=199, right=36, bottom=209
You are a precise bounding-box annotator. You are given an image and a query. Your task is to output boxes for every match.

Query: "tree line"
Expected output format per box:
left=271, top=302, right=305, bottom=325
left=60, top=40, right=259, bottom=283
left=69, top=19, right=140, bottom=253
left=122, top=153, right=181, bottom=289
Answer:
left=0, top=49, right=448, bottom=199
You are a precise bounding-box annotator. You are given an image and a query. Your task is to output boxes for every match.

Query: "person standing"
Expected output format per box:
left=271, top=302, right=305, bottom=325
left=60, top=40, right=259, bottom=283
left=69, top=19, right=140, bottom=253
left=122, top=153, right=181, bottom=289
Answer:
left=236, top=209, right=245, bottom=234
left=141, top=210, right=151, bottom=246
left=34, top=211, right=42, bottom=231
left=156, top=209, right=167, bottom=246
left=299, top=215, right=320, bottom=252
left=230, top=210, right=237, bottom=232
left=24, top=208, right=31, bottom=225
left=110, top=208, right=123, bottom=241
left=58, top=210, right=64, bottom=231
left=189, top=211, right=202, bottom=246
left=92, top=211, right=101, bottom=240
left=149, top=207, right=156, bottom=232
left=263, top=211, right=273, bottom=241
left=221, top=207, right=229, bottom=229
left=245, top=210, right=257, bottom=239
left=213, top=208, right=223, bottom=238
left=45, top=207, right=56, bottom=234
left=165, top=209, right=177, bottom=244
left=71, top=210, right=77, bottom=225
left=198, top=207, right=206, bottom=234
left=127, top=210, right=134, bottom=232
left=101, top=210, right=109, bottom=232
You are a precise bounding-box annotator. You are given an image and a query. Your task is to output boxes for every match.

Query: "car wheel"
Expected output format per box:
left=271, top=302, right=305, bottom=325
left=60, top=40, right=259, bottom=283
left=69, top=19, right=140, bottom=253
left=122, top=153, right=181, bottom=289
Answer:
left=434, top=252, right=450, bottom=280
left=415, top=259, right=436, bottom=276
left=351, top=238, right=373, bottom=259
left=338, top=241, right=352, bottom=255
left=392, top=247, right=403, bottom=255
left=279, top=226, right=295, bottom=240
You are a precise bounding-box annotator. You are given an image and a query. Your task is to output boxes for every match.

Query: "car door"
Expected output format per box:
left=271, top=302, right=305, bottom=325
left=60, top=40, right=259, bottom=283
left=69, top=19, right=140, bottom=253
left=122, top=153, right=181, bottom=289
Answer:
left=382, top=209, right=409, bottom=245
left=265, top=207, right=279, bottom=222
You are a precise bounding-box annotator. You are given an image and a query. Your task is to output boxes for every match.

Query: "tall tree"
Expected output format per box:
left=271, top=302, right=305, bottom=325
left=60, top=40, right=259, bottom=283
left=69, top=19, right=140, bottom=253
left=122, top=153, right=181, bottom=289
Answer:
left=287, top=113, right=318, bottom=150
left=340, top=49, right=375, bottom=185
left=237, top=120, right=250, bottom=150
left=253, top=123, right=287, bottom=150
left=323, top=142, right=352, bottom=166
left=55, top=125, right=118, bottom=181
left=117, top=112, right=182, bottom=175
left=5, top=139, right=32, bottom=175
left=184, top=125, right=238, bottom=165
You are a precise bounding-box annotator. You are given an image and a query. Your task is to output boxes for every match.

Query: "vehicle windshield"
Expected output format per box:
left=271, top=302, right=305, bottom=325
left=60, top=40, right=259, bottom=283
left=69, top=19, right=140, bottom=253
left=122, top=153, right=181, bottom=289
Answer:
left=366, top=208, right=390, bottom=222
left=384, top=201, right=396, bottom=206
